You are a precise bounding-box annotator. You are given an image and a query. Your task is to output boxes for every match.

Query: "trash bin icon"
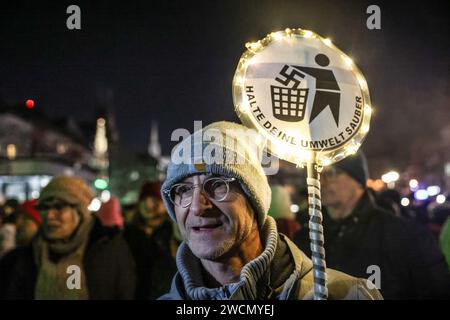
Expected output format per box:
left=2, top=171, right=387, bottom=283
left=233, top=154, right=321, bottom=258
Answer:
left=270, top=85, right=309, bottom=122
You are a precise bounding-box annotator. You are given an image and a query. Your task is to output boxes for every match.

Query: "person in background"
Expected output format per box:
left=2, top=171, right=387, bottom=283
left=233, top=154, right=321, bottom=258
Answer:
left=123, top=181, right=177, bottom=299
left=293, top=151, right=450, bottom=299
left=268, top=185, right=300, bottom=240
left=0, top=176, right=136, bottom=300
left=428, top=201, right=450, bottom=240
left=376, top=189, right=415, bottom=220
left=15, top=200, right=41, bottom=247
left=0, top=199, right=19, bottom=258
left=440, top=217, right=450, bottom=269
left=97, top=197, right=124, bottom=231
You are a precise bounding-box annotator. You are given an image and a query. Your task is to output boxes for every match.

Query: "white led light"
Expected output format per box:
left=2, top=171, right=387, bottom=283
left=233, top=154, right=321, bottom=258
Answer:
left=323, top=38, right=332, bottom=46
left=303, top=30, right=313, bottom=38
left=272, top=32, right=283, bottom=41
left=344, top=56, right=353, bottom=66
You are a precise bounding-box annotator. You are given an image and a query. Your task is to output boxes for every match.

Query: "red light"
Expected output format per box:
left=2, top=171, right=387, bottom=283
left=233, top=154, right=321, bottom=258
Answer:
left=25, top=99, right=35, bottom=109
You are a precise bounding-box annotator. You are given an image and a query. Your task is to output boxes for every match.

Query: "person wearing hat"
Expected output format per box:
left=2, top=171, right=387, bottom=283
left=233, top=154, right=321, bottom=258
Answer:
left=294, top=151, right=450, bottom=299
left=97, top=196, right=124, bottom=230
left=159, top=121, right=382, bottom=300
left=0, top=176, right=136, bottom=300
left=123, top=181, right=177, bottom=299
left=15, top=200, right=41, bottom=247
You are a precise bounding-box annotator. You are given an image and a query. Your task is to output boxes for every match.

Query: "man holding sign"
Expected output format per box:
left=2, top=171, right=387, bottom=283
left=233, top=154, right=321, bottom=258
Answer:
left=159, top=121, right=381, bottom=300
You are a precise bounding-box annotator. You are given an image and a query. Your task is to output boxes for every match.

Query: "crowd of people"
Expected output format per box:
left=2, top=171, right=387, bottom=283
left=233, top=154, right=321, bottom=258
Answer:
left=0, top=121, right=449, bottom=300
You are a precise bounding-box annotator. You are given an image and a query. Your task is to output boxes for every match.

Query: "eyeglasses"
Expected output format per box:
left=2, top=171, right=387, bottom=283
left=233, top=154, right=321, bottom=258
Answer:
left=36, top=200, right=75, bottom=213
left=166, top=177, right=237, bottom=208
left=321, top=167, right=344, bottom=181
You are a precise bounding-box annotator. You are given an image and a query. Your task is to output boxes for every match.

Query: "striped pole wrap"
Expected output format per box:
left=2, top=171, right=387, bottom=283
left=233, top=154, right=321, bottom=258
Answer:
left=306, top=162, right=328, bottom=300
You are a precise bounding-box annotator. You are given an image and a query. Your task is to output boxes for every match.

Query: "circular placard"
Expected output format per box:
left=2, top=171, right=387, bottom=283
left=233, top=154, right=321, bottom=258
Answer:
left=233, top=28, right=371, bottom=166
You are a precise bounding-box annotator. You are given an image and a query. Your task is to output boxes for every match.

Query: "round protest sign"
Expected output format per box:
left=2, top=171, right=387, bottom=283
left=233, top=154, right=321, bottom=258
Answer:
left=233, top=28, right=371, bottom=166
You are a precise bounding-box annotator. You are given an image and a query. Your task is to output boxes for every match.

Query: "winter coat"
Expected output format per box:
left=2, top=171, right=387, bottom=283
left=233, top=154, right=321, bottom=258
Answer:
left=294, top=191, right=450, bottom=299
left=0, top=217, right=136, bottom=300
left=123, top=220, right=177, bottom=299
left=159, top=216, right=382, bottom=300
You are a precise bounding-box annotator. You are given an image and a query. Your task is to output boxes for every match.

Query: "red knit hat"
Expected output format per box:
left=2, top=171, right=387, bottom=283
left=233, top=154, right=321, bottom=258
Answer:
left=19, top=200, right=42, bottom=225
left=97, top=197, right=124, bottom=228
left=138, top=181, right=162, bottom=201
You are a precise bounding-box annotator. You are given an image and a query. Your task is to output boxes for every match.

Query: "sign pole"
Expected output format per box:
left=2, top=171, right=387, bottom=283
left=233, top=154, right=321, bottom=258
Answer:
left=306, top=159, right=328, bottom=300
left=232, top=28, right=373, bottom=300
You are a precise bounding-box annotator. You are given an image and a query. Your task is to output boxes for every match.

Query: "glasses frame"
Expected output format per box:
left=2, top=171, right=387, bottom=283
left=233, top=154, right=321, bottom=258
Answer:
left=165, top=177, right=237, bottom=208
left=36, top=201, right=76, bottom=214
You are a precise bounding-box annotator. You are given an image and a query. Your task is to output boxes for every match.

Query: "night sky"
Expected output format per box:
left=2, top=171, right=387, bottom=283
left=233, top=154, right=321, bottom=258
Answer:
left=1, top=0, right=448, bottom=171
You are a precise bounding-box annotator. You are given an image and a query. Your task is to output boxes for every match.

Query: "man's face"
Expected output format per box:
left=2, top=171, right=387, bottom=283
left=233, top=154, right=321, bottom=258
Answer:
left=174, top=174, right=257, bottom=261
left=321, top=167, right=363, bottom=209
left=139, top=196, right=167, bottom=227
left=38, top=199, right=80, bottom=241
left=16, top=214, right=39, bottom=245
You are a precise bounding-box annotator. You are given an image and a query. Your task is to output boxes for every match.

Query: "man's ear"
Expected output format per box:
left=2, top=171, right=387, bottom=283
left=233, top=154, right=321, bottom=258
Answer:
left=245, top=199, right=259, bottom=230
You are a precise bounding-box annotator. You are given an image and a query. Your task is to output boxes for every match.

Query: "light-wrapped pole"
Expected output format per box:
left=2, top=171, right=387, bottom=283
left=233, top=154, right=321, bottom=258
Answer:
left=307, top=162, right=328, bottom=300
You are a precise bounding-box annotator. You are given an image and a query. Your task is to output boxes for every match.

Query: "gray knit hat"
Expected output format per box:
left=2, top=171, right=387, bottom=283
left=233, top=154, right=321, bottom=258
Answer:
left=161, top=121, right=271, bottom=228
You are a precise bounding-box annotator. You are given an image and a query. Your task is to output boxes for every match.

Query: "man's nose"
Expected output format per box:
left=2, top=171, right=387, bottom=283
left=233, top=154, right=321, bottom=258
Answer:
left=189, top=187, right=213, bottom=216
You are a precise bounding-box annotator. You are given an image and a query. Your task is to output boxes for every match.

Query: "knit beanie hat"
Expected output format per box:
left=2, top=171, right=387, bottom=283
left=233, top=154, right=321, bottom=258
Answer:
left=161, top=121, right=271, bottom=228
left=138, top=181, right=162, bottom=201
left=268, top=185, right=295, bottom=220
left=97, top=197, right=124, bottom=228
left=19, top=199, right=42, bottom=225
left=333, top=150, right=369, bottom=187
left=38, top=176, right=94, bottom=219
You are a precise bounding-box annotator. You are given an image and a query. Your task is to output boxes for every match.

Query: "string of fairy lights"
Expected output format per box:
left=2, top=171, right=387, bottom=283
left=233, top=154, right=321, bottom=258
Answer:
left=232, top=28, right=372, bottom=167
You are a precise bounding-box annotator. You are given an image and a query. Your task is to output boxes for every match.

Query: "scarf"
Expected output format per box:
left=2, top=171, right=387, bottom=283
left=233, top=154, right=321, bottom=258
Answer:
left=33, top=214, right=94, bottom=300
left=176, top=216, right=278, bottom=300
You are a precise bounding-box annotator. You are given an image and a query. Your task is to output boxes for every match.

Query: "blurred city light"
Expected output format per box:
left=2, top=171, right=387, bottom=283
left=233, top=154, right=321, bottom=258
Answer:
left=94, top=178, right=108, bottom=190
left=25, top=99, right=35, bottom=109
left=400, top=198, right=410, bottom=207
left=426, top=186, right=441, bottom=197
left=40, top=176, right=51, bottom=188
left=129, top=171, right=140, bottom=181
left=436, top=194, right=446, bottom=204
left=88, top=198, right=101, bottom=211
left=414, top=189, right=429, bottom=201
left=409, top=179, right=419, bottom=190
left=290, top=204, right=300, bottom=213
left=100, top=190, right=111, bottom=202
left=6, top=144, right=17, bottom=160
left=381, top=171, right=399, bottom=183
